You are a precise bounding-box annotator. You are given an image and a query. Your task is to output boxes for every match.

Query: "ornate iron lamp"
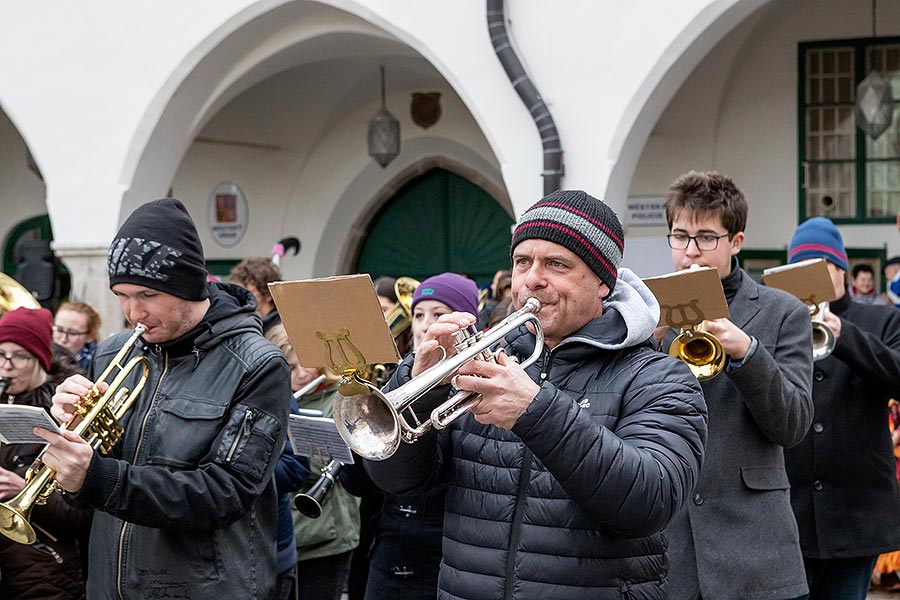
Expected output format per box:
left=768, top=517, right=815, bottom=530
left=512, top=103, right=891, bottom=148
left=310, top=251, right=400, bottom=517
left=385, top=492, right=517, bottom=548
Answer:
left=367, top=67, right=400, bottom=168
left=856, top=0, right=895, bottom=140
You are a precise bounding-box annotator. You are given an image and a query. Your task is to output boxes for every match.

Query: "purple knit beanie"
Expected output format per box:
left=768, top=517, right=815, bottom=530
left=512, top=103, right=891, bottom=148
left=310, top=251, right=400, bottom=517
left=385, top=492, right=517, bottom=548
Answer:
left=411, top=273, right=479, bottom=317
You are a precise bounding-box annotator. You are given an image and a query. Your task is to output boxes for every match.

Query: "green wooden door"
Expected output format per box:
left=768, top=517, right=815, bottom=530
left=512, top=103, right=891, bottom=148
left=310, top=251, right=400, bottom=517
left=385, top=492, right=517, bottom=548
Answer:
left=357, top=169, right=513, bottom=286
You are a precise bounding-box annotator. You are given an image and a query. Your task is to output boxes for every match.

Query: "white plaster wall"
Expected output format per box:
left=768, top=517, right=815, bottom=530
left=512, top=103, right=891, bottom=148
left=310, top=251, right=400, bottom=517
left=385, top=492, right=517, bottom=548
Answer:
left=171, top=81, right=500, bottom=280
left=630, top=0, right=900, bottom=268
left=0, top=109, right=47, bottom=254
left=0, top=0, right=735, bottom=252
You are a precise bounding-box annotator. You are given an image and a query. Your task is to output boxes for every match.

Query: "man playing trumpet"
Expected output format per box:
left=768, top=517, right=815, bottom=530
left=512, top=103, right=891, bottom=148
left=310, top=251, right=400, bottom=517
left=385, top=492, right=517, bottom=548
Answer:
left=364, top=190, right=707, bottom=599
left=658, top=171, right=814, bottom=600
left=783, top=217, right=900, bottom=600
left=37, top=198, right=290, bottom=599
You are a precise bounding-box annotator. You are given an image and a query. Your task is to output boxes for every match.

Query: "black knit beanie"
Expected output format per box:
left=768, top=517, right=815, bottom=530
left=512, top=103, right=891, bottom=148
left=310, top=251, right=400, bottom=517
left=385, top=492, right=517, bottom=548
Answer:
left=108, top=198, right=209, bottom=301
left=511, top=190, right=624, bottom=293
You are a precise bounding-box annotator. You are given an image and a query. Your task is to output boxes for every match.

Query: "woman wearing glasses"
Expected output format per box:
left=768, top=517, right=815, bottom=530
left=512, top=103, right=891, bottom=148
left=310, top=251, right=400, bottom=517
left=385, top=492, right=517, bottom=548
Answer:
left=0, top=307, right=90, bottom=600
left=52, top=301, right=101, bottom=370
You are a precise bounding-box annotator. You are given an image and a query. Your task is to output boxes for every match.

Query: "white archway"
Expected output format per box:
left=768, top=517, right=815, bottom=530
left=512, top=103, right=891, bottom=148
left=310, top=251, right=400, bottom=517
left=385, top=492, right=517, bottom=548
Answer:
left=604, top=0, right=772, bottom=206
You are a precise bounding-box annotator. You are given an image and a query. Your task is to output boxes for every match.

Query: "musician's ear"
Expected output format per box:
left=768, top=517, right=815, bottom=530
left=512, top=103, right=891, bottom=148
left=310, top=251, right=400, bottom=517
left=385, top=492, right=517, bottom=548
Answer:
left=598, top=282, right=610, bottom=300
left=729, top=231, right=745, bottom=256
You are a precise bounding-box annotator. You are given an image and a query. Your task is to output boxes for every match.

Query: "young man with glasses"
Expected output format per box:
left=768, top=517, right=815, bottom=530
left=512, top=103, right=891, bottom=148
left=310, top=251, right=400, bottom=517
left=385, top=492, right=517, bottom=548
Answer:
left=657, top=171, right=814, bottom=600
left=0, top=307, right=90, bottom=598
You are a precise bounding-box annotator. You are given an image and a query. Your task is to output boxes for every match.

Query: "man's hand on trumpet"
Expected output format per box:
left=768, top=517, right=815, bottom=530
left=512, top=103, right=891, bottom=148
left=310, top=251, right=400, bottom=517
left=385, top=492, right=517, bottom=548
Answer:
left=411, top=312, right=477, bottom=378
left=453, top=349, right=541, bottom=430
left=704, top=318, right=752, bottom=361
left=34, top=374, right=111, bottom=493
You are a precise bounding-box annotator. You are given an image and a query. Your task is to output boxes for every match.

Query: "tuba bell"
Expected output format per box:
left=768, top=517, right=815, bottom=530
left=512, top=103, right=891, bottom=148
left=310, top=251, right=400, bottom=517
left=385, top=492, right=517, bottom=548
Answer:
left=809, top=302, right=835, bottom=361
left=0, top=272, right=40, bottom=316
left=668, top=321, right=726, bottom=382
left=333, top=298, right=543, bottom=461
left=0, top=324, right=150, bottom=544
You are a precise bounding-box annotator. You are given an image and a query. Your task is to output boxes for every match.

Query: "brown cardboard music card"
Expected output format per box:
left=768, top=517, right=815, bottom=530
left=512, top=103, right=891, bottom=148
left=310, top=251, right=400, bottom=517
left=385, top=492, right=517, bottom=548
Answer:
left=643, top=267, right=729, bottom=328
left=762, top=258, right=837, bottom=305
left=269, top=275, right=400, bottom=376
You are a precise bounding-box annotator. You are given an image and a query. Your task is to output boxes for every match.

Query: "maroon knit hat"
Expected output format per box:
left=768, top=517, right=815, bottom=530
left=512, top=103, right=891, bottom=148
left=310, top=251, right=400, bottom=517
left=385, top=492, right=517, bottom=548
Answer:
left=0, top=307, right=53, bottom=371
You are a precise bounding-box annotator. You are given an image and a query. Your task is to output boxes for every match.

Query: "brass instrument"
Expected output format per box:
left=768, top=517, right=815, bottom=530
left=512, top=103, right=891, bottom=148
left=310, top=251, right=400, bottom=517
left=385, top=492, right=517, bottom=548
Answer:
left=383, top=277, right=419, bottom=338
left=0, top=324, right=150, bottom=544
left=364, top=276, right=419, bottom=387
left=668, top=321, right=726, bottom=382
left=293, top=460, right=343, bottom=518
left=0, top=272, right=40, bottom=316
left=333, top=298, right=543, bottom=461
left=810, top=302, right=835, bottom=361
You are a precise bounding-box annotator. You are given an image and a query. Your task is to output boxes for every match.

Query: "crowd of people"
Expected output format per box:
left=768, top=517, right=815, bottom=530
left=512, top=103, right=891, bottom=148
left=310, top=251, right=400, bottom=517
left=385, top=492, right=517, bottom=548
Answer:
left=0, top=175, right=898, bottom=600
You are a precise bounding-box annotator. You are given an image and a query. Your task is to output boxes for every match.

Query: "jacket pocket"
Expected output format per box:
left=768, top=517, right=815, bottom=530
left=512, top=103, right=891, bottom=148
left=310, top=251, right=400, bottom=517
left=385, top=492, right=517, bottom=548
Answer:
left=147, top=396, right=229, bottom=468
left=215, top=403, right=281, bottom=484
left=740, top=465, right=790, bottom=491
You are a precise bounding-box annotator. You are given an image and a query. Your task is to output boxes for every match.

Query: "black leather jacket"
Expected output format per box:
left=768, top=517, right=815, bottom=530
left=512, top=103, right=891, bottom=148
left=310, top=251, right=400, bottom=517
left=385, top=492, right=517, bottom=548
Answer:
left=70, top=283, right=290, bottom=599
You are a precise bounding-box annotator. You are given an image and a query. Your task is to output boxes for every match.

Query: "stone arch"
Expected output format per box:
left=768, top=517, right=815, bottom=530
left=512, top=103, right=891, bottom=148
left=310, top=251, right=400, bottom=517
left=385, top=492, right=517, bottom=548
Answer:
left=119, top=0, right=503, bottom=225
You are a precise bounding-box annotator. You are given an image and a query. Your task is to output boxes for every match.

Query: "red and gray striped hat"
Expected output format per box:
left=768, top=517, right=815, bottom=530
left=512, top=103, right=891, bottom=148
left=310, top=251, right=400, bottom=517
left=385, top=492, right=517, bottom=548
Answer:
left=511, top=190, right=624, bottom=292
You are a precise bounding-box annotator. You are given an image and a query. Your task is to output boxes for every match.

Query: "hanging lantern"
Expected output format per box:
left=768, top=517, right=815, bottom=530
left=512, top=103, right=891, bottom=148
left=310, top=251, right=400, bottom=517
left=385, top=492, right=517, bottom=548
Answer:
left=856, top=0, right=896, bottom=140
left=856, top=70, right=894, bottom=140
left=367, top=67, right=400, bottom=168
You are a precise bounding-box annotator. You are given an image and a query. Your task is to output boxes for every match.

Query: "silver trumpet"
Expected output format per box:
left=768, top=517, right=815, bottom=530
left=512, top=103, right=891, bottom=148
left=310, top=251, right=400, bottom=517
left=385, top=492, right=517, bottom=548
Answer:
left=333, top=298, right=543, bottom=461
left=810, top=302, right=835, bottom=361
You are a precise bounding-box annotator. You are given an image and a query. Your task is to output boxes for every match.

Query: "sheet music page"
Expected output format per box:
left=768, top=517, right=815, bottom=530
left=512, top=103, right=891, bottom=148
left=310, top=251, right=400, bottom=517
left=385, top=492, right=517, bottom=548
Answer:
left=0, top=404, right=60, bottom=444
left=287, top=414, right=354, bottom=464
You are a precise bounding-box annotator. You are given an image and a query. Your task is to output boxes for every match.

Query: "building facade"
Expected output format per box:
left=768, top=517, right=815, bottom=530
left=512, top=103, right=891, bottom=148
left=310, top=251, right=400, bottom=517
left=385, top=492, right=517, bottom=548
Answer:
left=0, top=0, right=897, bottom=334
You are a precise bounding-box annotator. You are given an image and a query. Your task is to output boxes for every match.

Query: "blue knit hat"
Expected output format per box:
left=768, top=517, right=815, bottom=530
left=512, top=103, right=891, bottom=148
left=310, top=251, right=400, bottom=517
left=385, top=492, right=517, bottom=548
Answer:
left=411, top=273, right=479, bottom=318
left=788, top=217, right=849, bottom=272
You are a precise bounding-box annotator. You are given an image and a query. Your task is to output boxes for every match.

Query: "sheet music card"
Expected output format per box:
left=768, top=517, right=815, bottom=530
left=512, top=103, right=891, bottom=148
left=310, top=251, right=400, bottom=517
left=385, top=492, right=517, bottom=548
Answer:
left=0, top=404, right=61, bottom=444
left=642, top=266, right=729, bottom=328
left=287, top=414, right=354, bottom=464
left=762, top=258, right=837, bottom=305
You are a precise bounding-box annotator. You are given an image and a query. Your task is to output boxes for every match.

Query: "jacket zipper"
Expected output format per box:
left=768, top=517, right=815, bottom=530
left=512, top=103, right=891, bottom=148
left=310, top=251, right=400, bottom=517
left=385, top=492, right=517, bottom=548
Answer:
left=117, top=350, right=168, bottom=600
left=226, top=408, right=255, bottom=462
left=504, top=447, right=532, bottom=600
left=502, top=347, right=553, bottom=600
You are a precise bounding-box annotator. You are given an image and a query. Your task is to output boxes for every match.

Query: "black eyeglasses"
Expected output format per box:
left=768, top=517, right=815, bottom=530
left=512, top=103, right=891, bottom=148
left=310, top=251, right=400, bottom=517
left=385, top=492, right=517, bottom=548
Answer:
left=0, top=352, right=36, bottom=369
left=666, top=233, right=731, bottom=251
left=52, top=325, right=88, bottom=338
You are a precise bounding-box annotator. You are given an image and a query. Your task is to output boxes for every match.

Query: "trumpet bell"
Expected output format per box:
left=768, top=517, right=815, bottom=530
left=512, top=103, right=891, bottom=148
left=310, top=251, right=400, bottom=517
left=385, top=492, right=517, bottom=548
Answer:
left=0, top=501, right=36, bottom=545
left=812, top=322, right=835, bottom=361
left=333, top=381, right=402, bottom=461
left=669, top=328, right=726, bottom=382
left=809, top=302, right=835, bottom=361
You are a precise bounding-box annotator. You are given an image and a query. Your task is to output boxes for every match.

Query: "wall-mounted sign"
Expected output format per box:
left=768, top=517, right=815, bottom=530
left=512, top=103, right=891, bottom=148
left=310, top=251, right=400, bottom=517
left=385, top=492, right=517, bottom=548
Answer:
left=208, top=182, right=248, bottom=248
left=625, top=195, right=667, bottom=228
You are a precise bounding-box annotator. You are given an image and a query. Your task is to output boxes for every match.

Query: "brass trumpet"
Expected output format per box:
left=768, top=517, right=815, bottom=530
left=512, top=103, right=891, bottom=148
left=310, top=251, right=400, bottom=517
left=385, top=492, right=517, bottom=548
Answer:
left=810, top=302, right=835, bottom=361
left=0, top=324, right=150, bottom=545
left=333, top=298, right=543, bottom=461
left=668, top=322, right=726, bottom=382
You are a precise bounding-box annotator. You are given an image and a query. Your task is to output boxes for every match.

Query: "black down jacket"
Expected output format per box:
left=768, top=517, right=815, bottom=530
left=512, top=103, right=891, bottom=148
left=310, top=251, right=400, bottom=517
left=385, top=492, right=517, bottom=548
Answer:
left=364, top=270, right=707, bottom=600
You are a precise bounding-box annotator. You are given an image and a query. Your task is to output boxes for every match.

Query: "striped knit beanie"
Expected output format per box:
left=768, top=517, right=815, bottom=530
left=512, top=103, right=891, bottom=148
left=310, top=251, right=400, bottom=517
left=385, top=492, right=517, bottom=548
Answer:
left=788, top=216, right=849, bottom=272
left=511, top=190, right=624, bottom=292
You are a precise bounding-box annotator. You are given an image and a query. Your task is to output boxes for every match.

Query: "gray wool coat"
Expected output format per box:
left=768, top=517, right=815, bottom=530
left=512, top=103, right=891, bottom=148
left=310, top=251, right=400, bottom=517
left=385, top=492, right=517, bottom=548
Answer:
left=664, top=265, right=814, bottom=600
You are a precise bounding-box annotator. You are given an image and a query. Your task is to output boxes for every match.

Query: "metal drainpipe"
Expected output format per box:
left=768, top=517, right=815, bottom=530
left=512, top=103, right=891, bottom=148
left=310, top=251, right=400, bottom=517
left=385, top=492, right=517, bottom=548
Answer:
left=487, top=0, right=563, bottom=195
